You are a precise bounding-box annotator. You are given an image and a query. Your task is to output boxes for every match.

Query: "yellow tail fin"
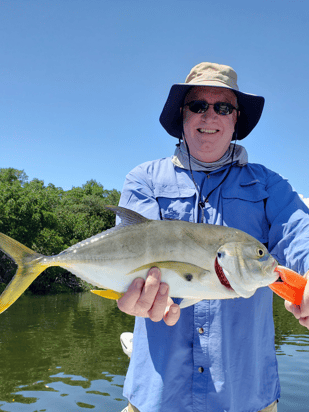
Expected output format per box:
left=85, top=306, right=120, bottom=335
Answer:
left=0, top=233, right=48, bottom=314
left=91, top=289, right=123, bottom=300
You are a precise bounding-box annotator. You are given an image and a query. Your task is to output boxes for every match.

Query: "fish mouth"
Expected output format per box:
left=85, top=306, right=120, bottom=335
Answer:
left=215, top=258, right=233, bottom=290
left=272, top=266, right=283, bottom=283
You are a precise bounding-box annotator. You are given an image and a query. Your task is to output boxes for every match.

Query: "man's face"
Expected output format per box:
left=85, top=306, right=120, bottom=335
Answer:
left=182, top=86, right=238, bottom=162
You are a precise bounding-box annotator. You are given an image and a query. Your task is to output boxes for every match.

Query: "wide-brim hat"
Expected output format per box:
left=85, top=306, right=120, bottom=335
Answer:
left=159, top=62, right=265, bottom=140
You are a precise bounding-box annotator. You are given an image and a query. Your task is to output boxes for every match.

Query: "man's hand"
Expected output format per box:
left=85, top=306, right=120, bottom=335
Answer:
left=285, top=271, right=309, bottom=329
left=117, top=267, right=180, bottom=326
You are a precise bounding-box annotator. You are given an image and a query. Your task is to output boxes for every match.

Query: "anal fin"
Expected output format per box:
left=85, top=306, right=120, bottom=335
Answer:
left=91, top=289, right=123, bottom=300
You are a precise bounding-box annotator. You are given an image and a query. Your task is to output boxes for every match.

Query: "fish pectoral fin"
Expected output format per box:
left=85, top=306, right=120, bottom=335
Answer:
left=91, top=289, right=124, bottom=300
left=179, top=298, right=203, bottom=309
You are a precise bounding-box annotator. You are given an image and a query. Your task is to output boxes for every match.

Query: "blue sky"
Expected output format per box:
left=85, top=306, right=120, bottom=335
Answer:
left=1, top=0, right=309, bottom=198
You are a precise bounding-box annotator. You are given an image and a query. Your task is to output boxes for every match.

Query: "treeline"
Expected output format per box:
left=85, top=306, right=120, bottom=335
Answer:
left=0, top=168, right=121, bottom=294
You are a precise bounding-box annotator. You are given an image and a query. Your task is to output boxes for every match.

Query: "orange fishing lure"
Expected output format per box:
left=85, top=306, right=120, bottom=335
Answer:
left=269, top=266, right=307, bottom=305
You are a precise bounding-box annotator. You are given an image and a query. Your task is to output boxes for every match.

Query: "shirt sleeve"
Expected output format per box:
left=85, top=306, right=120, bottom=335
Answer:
left=118, top=163, right=161, bottom=221
left=265, top=169, right=309, bottom=274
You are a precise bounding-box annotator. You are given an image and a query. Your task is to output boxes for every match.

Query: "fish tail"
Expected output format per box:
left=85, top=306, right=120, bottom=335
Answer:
left=0, top=233, right=48, bottom=314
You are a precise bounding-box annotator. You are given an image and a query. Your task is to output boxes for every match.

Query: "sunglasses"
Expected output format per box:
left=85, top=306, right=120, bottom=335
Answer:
left=184, top=100, right=238, bottom=116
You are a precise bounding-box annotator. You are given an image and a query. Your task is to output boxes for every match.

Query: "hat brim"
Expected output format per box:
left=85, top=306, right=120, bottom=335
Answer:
left=159, top=84, right=265, bottom=140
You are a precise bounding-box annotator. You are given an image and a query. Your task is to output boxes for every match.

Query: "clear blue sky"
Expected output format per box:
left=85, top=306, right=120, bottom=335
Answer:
left=1, top=0, right=309, bottom=198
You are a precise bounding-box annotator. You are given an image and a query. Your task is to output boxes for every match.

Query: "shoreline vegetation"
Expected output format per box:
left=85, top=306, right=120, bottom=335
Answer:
left=0, top=168, right=121, bottom=295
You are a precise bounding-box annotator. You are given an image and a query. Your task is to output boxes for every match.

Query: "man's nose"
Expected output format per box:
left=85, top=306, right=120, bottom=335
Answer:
left=202, top=105, right=217, bottom=119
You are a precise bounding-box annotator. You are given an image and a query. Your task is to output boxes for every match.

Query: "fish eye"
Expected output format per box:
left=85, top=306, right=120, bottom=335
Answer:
left=217, top=252, right=222, bottom=259
left=184, top=273, right=193, bottom=282
left=257, top=249, right=264, bottom=257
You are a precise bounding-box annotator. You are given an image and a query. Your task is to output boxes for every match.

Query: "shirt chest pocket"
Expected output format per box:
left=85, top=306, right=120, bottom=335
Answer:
left=154, top=185, right=196, bottom=222
left=222, top=181, right=270, bottom=243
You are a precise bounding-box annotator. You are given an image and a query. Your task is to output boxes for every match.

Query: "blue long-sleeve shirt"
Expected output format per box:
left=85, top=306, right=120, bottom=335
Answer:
left=118, top=157, right=309, bottom=412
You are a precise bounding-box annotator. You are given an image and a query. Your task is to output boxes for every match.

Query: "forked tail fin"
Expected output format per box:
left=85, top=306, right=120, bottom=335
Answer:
left=0, top=233, right=48, bottom=314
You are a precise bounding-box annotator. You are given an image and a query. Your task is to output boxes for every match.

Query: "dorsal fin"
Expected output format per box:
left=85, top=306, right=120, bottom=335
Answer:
left=105, top=206, right=150, bottom=226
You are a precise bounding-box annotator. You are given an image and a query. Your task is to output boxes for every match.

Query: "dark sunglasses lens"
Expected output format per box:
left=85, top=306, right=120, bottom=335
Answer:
left=189, top=101, right=208, bottom=113
left=214, top=103, right=234, bottom=115
left=187, top=101, right=235, bottom=115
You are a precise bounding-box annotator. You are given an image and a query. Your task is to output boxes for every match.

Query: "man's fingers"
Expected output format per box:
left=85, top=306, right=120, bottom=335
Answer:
left=299, top=316, right=309, bottom=328
left=137, top=267, right=162, bottom=312
left=117, top=267, right=181, bottom=326
left=117, top=277, right=144, bottom=314
left=148, top=283, right=170, bottom=322
left=284, top=300, right=302, bottom=318
left=164, top=302, right=180, bottom=326
left=284, top=300, right=309, bottom=329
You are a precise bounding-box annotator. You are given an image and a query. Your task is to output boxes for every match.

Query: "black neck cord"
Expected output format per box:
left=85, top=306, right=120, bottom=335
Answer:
left=184, top=120, right=239, bottom=223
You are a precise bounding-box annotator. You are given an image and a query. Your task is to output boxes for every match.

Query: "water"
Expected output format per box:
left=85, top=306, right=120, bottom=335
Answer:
left=0, top=293, right=308, bottom=412
left=273, top=294, right=309, bottom=412
left=0, top=293, right=134, bottom=412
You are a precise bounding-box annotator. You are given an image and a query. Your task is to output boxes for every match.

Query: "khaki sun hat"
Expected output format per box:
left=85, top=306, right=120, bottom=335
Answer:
left=159, top=62, right=265, bottom=140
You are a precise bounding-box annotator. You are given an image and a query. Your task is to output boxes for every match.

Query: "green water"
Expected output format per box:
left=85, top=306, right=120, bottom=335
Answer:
left=0, top=292, right=308, bottom=411
left=0, top=293, right=134, bottom=411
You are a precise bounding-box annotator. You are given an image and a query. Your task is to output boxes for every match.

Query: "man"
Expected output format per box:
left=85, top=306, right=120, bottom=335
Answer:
left=117, top=62, right=309, bottom=412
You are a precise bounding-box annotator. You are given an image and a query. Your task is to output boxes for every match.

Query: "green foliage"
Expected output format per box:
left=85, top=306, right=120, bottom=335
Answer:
left=0, top=168, right=121, bottom=294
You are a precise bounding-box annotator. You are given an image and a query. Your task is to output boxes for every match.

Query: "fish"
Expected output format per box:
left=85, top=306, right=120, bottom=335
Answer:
left=0, top=206, right=279, bottom=314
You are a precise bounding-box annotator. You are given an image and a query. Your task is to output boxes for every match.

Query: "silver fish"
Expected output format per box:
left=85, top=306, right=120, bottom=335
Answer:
left=0, top=206, right=278, bottom=314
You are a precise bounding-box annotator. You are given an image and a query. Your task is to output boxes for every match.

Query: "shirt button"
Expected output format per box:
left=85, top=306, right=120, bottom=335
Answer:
left=198, top=367, right=204, bottom=373
left=198, top=327, right=204, bottom=334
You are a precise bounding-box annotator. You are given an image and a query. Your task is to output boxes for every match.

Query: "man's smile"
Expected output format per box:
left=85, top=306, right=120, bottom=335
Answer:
left=197, top=128, right=218, bottom=134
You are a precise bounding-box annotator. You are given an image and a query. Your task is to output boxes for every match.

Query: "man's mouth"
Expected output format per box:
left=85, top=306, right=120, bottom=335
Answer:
left=197, top=129, right=218, bottom=134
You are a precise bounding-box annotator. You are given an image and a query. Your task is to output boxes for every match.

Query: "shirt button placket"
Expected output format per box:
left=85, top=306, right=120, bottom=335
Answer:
left=198, top=328, right=205, bottom=373
left=193, top=301, right=209, bottom=410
